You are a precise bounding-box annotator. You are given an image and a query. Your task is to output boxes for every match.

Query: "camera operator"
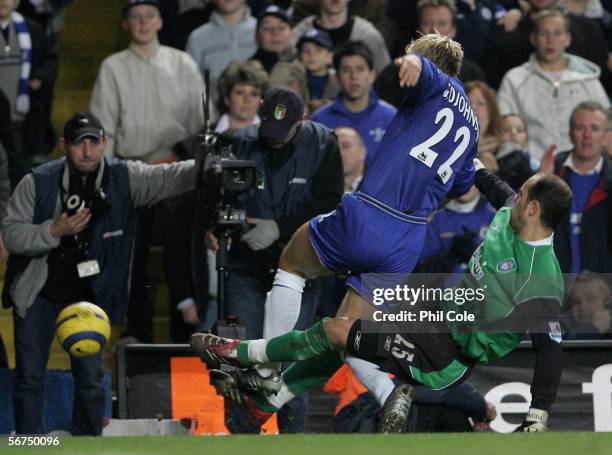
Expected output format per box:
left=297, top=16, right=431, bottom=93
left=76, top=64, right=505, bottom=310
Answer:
left=1, top=112, right=196, bottom=436
left=207, top=87, right=343, bottom=433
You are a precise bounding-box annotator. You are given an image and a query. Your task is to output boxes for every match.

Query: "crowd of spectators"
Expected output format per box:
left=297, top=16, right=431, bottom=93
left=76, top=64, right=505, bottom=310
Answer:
left=0, top=0, right=611, bottom=436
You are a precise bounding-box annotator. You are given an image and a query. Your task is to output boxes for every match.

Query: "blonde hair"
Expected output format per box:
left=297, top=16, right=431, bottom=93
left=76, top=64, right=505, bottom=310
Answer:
left=406, top=33, right=463, bottom=78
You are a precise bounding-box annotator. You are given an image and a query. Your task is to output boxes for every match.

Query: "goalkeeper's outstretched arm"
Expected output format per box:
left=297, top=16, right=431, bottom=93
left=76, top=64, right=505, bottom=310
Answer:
left=511, top=298, right=564, bottom=432
left=473, top=160, right=516, bottom=210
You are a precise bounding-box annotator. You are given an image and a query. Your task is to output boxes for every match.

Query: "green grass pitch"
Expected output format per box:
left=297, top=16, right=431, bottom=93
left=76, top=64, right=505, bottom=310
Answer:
left=4, top=433, right=612, bottom=455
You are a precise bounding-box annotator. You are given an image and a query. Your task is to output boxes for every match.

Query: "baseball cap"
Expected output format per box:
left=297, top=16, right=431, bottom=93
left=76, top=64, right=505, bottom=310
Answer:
left=297, top=28, right=334, bottom=51
left=63, top=112, right=105, bottom=144
left=259, top=88, right=305, bottom=140
left=257, top=5, right=290, bottom=28
left=123, top=0, right=160, bottom=17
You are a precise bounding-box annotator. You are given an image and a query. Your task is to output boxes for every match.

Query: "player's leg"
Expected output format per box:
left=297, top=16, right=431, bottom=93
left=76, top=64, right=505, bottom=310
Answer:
left=258, top=221, right=334, bottom=376
left=192, top=316, right=344, bottom=367
left=203, top=317, right=410, bottom=429
left=226, top=290, right=394, bottom=404
left=256, top=350, right=344, bottom=413
left=335, top=288, right=399, bottom=408
left=327, top=314, right=418, bottom=433
left=259, top=222, right=333, bottom=375
left=342, top=319, right=417, bottom=432
left=204, top=320, right=349, bottom=427
left=192, top=291, right=392, bottom=395
left=209, top=350, right=344, bottom=427
left=345, top=320, right=475, bottom=432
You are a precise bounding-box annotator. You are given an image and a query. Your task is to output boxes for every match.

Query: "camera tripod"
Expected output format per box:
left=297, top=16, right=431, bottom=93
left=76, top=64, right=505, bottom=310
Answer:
left=211, top=224, right=246, bottom=342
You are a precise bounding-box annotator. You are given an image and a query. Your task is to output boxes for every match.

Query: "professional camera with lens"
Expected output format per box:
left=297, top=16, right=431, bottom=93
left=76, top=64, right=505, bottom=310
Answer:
left=65, top=188, right=110, bottom=222
left=195, top=132, right=257, bottom=234
left=190, top=86, right=257, bottom=339
left=193, top=131, right=257, bottom=339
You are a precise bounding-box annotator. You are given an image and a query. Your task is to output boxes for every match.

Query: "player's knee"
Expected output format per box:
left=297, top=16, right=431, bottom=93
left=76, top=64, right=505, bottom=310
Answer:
left=324, top=317, right=355, bottom=350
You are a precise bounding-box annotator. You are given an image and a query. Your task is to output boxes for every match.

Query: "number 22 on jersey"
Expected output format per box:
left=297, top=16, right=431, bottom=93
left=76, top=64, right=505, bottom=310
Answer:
left=409, top=107, right=472, bottom=184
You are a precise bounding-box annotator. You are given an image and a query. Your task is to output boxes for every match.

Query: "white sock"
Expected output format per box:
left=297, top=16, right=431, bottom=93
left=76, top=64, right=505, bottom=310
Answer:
left=263, top=269, right=305, bottom=339
left=345, top=355, right=395, bottom=406
left=267, top=378, right=296, bottom=410
left=258, top=269, right=305, bottom=376
left=247, top=339, right=269, bottom=364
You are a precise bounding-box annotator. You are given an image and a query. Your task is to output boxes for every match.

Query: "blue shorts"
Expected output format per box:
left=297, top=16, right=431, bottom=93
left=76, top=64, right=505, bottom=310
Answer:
left=308, top=192, right=427, bottom=303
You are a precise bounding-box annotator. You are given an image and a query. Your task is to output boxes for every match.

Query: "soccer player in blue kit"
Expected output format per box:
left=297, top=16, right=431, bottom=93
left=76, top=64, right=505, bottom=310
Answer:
left=192, top=33, right=481, bottom=429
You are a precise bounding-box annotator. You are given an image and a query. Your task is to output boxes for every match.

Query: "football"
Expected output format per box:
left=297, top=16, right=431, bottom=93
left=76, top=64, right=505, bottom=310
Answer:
left=55, top=302, right=111, bottom=357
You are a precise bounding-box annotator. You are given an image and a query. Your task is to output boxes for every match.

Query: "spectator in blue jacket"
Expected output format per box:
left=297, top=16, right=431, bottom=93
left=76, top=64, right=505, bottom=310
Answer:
left=311, top=41, right=396, bottom=167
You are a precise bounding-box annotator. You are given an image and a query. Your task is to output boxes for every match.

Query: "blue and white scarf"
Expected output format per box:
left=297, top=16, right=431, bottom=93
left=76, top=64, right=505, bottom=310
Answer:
left=11, top=11, right=32, bottom=115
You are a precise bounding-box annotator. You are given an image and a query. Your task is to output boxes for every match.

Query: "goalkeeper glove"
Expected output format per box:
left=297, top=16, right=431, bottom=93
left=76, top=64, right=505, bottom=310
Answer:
left=515, top=408, right=548, bottom=432
left=450, top=228, right=478, bottom=263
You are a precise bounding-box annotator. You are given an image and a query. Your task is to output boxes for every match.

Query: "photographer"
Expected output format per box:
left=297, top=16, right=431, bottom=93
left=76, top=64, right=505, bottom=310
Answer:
left=1, top=112, right=196, bottom=436
left=207, top=87, right=343, bottom=432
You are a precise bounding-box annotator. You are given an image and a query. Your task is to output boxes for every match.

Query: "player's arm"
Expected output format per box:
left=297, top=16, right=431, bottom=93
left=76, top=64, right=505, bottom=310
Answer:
left=414, top=381, right=489, bottom=422
left=396, top=53, right=450, bottom=103
left=473, top=160, right=516, bottom=210
left=513, top=297, right=564, bottom=432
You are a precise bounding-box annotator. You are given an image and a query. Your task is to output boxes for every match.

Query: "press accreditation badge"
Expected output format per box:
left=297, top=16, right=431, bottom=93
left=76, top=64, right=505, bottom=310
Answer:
left=77, top=260, right=100, bottom=278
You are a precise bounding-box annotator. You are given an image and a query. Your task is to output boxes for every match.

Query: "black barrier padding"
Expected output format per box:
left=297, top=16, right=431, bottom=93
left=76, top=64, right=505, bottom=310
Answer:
left=118, top=342, right=612, bottom=432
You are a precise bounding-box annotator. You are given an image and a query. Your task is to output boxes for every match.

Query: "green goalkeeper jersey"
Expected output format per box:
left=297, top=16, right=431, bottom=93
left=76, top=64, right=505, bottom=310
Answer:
left=446, top=207, right=565, bottom=364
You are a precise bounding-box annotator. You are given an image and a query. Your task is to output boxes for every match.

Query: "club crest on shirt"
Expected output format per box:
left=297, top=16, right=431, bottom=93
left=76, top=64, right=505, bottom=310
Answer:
left=369, top=127, right=386, bottom=142
left=274, top=104, right=287, bottom=120
left=496, top=258, right=517, bottom=273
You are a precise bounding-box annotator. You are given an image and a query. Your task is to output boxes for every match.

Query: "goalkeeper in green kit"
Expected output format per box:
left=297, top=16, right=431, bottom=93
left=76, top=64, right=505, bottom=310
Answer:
left=192, top=159, right=572, bottom=433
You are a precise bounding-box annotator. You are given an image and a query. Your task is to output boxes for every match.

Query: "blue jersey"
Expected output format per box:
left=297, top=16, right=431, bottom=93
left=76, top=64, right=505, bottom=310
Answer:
left=359, top=56, right=480, bottom=216
left=311, top=91, right=397, bottom=168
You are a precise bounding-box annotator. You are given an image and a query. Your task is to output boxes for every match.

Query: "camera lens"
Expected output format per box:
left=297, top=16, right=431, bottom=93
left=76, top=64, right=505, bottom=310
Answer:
left=229, top=170, right=245, bottom=184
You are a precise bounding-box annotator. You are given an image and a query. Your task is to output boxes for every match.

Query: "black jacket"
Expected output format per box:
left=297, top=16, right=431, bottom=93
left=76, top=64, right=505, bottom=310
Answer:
left=228, top=121, right=343, bottom=274
left=553, top=151, right=612, bottom=273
